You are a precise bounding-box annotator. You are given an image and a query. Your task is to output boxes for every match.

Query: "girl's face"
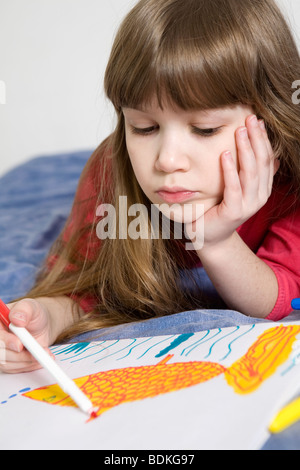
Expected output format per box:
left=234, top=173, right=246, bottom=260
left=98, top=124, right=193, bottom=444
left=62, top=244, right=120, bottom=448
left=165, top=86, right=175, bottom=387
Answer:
left=123, top=100, right=254, bottom=223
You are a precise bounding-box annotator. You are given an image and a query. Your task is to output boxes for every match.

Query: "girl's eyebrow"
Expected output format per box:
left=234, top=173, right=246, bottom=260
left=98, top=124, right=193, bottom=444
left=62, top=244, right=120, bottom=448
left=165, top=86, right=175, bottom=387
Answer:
left=124, top=105, right=235, bottom=114
left=122, top=107, right=157, bottom=120
left=123, top=106, right=150, bottom=113
left=198, top=107, right=236, bottom=118
left=123, top=106, right=239, bottom=123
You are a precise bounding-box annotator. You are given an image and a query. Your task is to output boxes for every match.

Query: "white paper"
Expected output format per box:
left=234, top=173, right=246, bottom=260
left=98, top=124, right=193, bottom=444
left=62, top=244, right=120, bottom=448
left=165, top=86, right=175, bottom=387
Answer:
left=1, top=322, right=300, bottom=450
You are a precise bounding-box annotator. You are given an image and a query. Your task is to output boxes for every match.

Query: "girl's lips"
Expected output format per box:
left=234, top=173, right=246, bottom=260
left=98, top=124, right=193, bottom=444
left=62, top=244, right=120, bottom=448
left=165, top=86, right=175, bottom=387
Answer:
left=157, top=190, right=199, bottom=203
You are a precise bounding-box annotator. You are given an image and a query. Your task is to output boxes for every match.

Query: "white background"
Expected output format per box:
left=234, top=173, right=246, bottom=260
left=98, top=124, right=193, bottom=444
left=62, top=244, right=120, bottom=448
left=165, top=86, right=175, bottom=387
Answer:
left=0, top=0, right=299, bottom=176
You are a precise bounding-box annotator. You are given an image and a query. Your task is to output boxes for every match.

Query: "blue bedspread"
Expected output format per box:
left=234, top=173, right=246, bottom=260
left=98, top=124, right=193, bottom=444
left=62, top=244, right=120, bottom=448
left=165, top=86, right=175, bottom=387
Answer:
left=0, top=150, right=300, bottom=449
left=0, top=151, right=91, bottom=303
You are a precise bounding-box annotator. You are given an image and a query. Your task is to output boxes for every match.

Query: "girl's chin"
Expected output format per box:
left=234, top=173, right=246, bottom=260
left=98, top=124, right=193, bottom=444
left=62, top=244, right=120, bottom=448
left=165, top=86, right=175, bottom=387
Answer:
left=157, top=202, right=206, bottom=224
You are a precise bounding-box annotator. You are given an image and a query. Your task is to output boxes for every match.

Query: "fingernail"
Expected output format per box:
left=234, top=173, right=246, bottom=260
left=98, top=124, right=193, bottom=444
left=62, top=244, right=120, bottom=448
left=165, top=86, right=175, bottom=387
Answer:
left=8, top=342, right=21, bottom=353
left=11, top=312, right=26, bottom=323
left=239, top=127, right=248, bottom=139
left=259, top=119, right=265, bottom=131
left=249, top=115, right=258, bottom=125
left=224, top=151, right=232, bottom=158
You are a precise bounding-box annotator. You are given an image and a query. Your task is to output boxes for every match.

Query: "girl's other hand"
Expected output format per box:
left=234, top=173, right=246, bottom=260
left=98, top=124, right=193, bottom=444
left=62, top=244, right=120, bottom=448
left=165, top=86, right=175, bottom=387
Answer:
left=186, top=115, right=280, bottom=252
left=0, top=298, right=53, bottom=374
left=219, top=115, right=280, bottom=231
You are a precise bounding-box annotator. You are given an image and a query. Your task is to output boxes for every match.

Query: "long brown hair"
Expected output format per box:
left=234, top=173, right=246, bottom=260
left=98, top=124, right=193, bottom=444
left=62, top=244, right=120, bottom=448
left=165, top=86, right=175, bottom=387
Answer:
left=27, top=0, right=300, bottom=341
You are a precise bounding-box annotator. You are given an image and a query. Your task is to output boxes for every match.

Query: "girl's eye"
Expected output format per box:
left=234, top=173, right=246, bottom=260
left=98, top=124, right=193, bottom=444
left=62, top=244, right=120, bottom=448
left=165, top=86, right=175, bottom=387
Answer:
left=192, top=126, right=222, bottom=137
left=130, top=125, right=159, bottom=136
left=129, top=125, right=222, bottom=137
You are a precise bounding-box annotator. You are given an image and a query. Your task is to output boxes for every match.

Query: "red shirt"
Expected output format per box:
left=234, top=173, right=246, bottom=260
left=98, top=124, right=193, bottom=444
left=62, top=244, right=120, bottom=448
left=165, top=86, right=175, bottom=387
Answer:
left=58, top=160, right=300, bottom=321
left=235, top=183, right=300, bottom=320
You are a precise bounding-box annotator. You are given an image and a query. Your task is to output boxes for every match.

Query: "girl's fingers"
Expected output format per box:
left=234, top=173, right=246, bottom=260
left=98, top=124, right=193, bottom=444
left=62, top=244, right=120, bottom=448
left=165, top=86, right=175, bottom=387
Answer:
left=221, top=114, right=276, bottom=225
left=1, top=348, right=38, bottom=364
left=0, top=360, right=42, bottom=374
left=235, top=125, right=259, bottom=203
left=236, top=115, right=273, bottom=204
left=221, top=151, right=242, bottom=215
left=0, top=299, right=53, bottom=374
left=0, top=347, right=41, bottom=373
left=0, top=330, right=24, bottom=353
left=249, top=117, right=272, bottom=200
left=0, top=344, right=54, bottom=374
left=258, top=119, right=279, bottom=191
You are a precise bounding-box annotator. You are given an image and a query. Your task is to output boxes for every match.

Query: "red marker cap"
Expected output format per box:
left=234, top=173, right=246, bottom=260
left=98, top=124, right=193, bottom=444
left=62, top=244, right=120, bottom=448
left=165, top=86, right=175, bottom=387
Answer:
left=0, top=298, right=10, bottom=328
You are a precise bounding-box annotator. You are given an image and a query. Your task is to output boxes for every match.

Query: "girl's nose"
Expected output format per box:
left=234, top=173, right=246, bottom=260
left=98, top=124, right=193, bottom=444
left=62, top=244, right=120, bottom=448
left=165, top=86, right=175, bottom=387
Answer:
left=155, top=136, right=190, bottom=173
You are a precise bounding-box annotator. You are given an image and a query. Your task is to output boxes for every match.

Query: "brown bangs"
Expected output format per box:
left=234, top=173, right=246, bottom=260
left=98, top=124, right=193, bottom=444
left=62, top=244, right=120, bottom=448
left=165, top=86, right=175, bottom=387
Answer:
left=104, top=0, right=261, bottom=112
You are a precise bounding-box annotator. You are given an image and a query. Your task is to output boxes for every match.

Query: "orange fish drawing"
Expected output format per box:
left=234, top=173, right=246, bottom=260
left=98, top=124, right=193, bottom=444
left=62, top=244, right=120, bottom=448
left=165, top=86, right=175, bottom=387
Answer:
left=23, top=325, right=300, bottom=420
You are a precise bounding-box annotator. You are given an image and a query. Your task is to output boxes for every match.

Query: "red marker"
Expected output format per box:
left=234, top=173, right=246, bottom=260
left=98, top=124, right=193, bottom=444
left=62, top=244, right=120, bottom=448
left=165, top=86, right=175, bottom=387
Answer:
left=0, top=298, right=98, bottom=418
left=0, top=298, right=10, bottom=328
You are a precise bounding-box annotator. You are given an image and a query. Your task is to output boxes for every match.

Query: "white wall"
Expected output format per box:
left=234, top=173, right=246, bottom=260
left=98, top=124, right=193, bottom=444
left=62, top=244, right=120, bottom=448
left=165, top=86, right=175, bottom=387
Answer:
left=0, top=0, right=136, bottom=176
left=0, top=0, right=299, bottom=177
left=279, top=0, right=300, bottom=45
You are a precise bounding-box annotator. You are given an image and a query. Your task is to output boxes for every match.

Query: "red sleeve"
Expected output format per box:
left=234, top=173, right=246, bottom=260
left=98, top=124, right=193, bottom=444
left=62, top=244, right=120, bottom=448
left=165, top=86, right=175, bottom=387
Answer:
left=235, top=180, right=300, bottom=321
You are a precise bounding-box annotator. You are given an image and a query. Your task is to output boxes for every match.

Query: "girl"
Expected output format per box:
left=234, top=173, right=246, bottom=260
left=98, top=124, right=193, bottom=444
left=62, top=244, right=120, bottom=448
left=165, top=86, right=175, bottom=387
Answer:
left=1, top=0, right=300, bottom=373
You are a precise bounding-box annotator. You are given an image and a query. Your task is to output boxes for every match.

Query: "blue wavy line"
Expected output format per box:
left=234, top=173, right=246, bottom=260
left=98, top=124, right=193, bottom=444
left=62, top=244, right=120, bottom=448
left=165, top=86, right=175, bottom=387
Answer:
left=281, top=351, right=300, bottom=376
left=92, top=339, right=138, bottom=363
left=183, top=330, right=224, bottom=357
left=181, top=330, right=211, bottom=356
left=72, top=340, right=121, bottom=363
left=204, top=327, right=240, bottom=360
left=67, top=344, right=105, bottom=362
left=116, top=337, right=154, bottom=360
left=50, top=342, right=95, bottom=358
left=156, top=334, right=194, bottom=358
left=219, top=324, right=256, bottom=361
left=137, top=336, right=176, bottom=359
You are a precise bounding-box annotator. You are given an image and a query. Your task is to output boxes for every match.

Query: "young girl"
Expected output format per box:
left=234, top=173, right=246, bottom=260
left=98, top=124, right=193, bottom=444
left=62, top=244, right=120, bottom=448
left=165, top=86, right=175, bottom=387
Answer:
left=1, top=0, right=300, bottom=373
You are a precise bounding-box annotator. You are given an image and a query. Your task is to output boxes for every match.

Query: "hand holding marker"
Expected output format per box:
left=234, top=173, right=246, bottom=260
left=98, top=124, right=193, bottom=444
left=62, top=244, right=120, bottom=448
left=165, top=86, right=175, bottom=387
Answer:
left=0, top=298, right=97, bottom=418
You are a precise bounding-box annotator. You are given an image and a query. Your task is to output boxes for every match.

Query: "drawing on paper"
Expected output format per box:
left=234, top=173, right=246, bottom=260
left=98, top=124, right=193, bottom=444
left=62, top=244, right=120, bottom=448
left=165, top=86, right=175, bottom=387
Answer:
left=22, top=325, right=300, bottom=420
left=225, top=324, right=300, bottom=394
